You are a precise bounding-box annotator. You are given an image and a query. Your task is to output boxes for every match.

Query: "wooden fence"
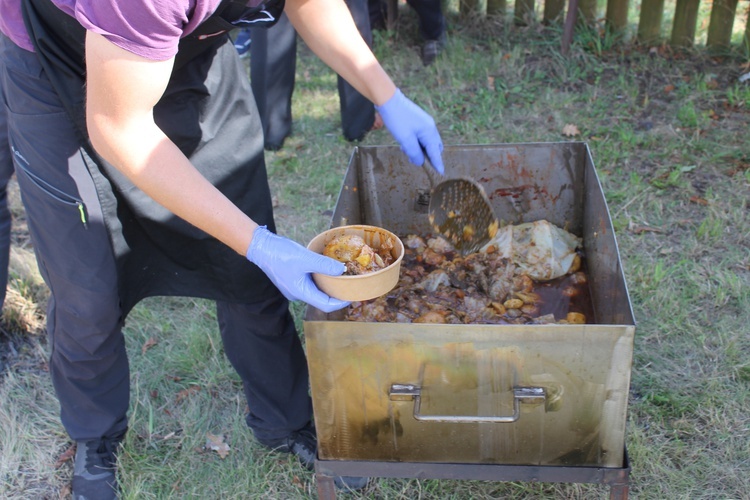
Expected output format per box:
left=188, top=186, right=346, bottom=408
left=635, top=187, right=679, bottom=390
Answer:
left=421, top=0, right=750, bottom=52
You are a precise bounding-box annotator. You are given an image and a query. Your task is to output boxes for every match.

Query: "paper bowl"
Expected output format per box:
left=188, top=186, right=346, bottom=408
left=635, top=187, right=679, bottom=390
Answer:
left=307, top=225, right=404, bottom=302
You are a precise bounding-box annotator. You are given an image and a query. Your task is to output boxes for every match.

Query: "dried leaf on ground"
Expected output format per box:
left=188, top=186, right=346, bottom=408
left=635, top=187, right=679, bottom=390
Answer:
left=206, top=433, right=230, bottom=459
left=175, top=385, right=200, bottom=403
left=55, top=444, right=76, bottom=468
left=628, top=222, right=665, bottom=234
left=689, top=196, right=709, bottom=206
left=141, top=337, right=157, bottom=355
left=561, top=123, right=580, bottom=137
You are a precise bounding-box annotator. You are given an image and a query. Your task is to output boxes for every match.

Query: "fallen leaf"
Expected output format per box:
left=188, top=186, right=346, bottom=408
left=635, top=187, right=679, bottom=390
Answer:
left=689, top=196, right=709, bottom=206
left=142, top=337, right=157, bottom=355
left=175, top=385, right=200, bottom=403
left=726, top=160, right=749, bottom=176
left=486, top=76, right=495, bottom=90
left=55, top=444, right=76, bottom=468
left=664, top=84, right=675, bottom=93
left=60, top=484, right=72, bottom=498
left=206, top=433, right=230, bottom=459
left=628, top=223, right=665, bottom=234
left=561, top=124, right=580, bottom=137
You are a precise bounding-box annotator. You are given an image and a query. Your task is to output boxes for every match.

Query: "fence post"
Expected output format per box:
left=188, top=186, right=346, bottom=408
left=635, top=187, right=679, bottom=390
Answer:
left=460, top=0, right=483, bottom=15
left=487, top=0, right=507, bottom=17
left=578, top=0, right=599, bottom=26
left=562, top=0, right=580, bottom=54
left=605, top=0, right=630, bottom=33
left=544, top=0, right=567, bottom=24
left=706, top=0, right=740, bottom=51
left=637, top=0, right=665, bottom=45
left=671, top=0, right=701, bottom=47
left=514, top=0, right=536, bottom=25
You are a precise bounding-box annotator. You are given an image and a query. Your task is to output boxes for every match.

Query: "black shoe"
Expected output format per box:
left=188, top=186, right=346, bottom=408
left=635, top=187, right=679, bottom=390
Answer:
left=264, top=142, right=284, bottom=152
left=71, top=430, right=126, bottom=500
left=334, top=475, right=370, bottom=491
left=422, top=33, right=447, bottom=66
left=268, top=423, right=317, bottom=470
left=260, top=423, right=368, bottom=491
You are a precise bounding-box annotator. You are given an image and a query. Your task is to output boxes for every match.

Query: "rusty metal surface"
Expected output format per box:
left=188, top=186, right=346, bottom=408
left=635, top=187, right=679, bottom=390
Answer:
left=314, top=449, right=630, bottom=499
left=305, top=142, right=635, bottom=468
left=315, top=448, right=630, bottom=482
left=305, top=323, right=634, bottom=466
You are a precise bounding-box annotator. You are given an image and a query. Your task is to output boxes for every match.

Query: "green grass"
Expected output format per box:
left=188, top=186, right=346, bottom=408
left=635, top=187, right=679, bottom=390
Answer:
left=1, top=7, right=749, bottom=500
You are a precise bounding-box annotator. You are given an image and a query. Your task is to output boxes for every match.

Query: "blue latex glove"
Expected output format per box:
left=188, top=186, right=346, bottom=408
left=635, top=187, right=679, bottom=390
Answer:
left=246, top=226, right=350, bottom=313
left=376, top=88, right=445, bottom=175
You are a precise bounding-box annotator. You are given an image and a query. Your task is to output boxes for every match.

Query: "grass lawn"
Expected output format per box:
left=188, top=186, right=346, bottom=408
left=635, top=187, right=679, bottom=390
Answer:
left=1, top=5, right=749, bottom=500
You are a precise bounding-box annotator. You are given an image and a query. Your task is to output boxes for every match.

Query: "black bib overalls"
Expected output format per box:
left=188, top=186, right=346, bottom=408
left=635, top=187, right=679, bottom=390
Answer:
left=0, top=0, right=311, bottom=442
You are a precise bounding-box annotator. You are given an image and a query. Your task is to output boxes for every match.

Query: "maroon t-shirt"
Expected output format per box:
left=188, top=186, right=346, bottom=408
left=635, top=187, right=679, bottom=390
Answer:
left=0, top=0, right=223, bottom=58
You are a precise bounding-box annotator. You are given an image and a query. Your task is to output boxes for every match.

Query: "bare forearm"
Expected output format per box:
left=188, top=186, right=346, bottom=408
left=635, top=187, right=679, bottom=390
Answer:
left=85, top=31, right=257, bottom=256
left=89, top=120, right=257, bottom=255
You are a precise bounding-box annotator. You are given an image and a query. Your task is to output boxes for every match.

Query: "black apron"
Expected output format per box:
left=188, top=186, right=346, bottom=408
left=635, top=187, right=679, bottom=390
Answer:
left=21, top=0, right=282, bottom=314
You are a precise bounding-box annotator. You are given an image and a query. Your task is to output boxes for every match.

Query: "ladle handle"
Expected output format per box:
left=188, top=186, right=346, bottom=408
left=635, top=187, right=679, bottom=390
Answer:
left=420, top=146, right=442, bottom=189
left=422, top=162, right=435, bottom=191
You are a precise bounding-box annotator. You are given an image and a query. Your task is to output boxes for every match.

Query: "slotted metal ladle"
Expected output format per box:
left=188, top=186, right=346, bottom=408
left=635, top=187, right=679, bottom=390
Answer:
left=423, top=163, right=499, bottom=255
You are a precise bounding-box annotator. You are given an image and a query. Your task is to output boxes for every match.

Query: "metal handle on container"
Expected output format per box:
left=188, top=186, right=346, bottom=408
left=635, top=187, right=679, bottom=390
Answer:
left=389, top=384, right=546, bottom=424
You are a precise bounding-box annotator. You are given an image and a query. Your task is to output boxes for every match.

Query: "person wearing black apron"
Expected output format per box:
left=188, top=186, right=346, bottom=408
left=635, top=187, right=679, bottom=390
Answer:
left=0, top=0, right=445, bottom=497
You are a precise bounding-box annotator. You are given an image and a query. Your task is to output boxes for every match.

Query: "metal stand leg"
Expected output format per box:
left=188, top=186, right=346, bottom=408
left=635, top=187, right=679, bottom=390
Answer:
left=314, top=448, right=630, bottom=499
left=315, top=473, right=337, bottom=500
left=610, top=483, right=629, bottom=499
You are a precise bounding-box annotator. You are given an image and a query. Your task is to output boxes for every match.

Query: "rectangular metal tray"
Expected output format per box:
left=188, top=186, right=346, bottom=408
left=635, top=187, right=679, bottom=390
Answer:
left=304, top=143, right=635, bottom=468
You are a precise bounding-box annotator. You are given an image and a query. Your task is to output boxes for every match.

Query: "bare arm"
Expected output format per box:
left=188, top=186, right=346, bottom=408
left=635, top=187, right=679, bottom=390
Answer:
left=284, top=0, right=397, bottom=106
left=84, top=31, right=257, bottom=255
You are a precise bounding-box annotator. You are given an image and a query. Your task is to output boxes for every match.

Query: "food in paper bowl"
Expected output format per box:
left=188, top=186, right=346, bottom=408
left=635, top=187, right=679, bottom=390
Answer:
left=307, top=225, right=404, bottom=302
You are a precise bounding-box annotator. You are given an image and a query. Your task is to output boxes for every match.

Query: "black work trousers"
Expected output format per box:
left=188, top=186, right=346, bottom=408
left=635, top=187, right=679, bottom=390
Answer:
left=0, top=35, right=13, bottom=313
left=370, top=0, right=445, bottom=41
left=0, top=33, right=312, bottom=444
left=249, top=0, right=375, bottom=145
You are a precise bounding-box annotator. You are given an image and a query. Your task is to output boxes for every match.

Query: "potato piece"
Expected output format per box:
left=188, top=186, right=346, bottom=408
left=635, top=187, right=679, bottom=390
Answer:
left=414, top=311, right=447, bottom=323
left=566, top=312, right=586, bottom=324
left=504, top=298, right=524, bottom=310
left=323, top=235, right=366, bottom=263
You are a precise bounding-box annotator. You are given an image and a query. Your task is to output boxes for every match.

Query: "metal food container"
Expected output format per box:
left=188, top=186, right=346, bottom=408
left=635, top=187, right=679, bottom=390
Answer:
left=304, top=143, right=635, bottom=469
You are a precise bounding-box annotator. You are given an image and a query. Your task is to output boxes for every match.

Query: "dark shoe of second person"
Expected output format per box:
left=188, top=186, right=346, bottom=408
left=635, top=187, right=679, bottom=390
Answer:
left=72, top=431, right=126, bottom=500
left=259, top=423, right=369, bottom=491
left=422, top=33, right=447, bottom=66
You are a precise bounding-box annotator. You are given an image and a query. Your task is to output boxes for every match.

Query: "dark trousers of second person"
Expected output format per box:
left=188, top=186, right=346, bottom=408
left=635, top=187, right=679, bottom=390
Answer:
left=369, top=0, right=445, bottom=41
left=249, top=0, right=375, bottom=148
left=0, top=32, right=312, bottom=445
